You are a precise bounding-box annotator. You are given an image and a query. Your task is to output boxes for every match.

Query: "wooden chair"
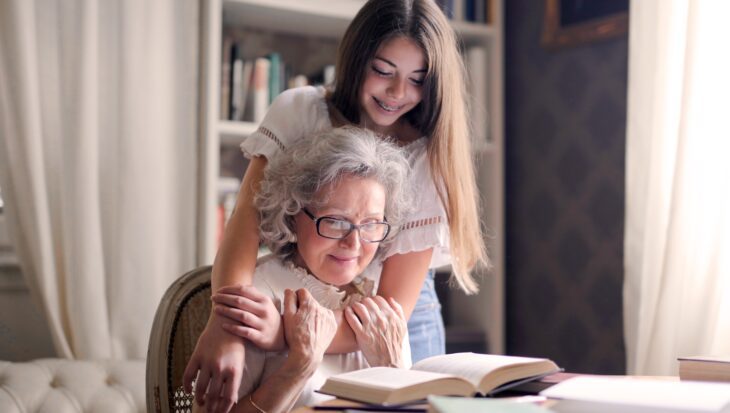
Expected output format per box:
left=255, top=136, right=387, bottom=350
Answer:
left=146, top=266, right=212, bottom=413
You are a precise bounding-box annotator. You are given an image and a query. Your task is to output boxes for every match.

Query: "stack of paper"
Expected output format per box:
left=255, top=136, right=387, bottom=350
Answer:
left=428, top=395, right=552, bottom=412
left=541, top=376, right=730, bottom=413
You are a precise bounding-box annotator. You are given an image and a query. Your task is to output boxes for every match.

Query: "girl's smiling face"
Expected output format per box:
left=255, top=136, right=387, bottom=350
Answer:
left=293, top=175, right=386, bottom=286
left=359, top=36, right=427, bottom=135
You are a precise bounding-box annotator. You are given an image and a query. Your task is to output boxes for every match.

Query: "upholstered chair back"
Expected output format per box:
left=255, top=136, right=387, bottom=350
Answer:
left=146, top=266, right=212, bottom=413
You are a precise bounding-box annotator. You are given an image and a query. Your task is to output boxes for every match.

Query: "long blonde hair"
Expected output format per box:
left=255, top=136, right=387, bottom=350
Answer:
left=331, top=0, right=489, bottom=293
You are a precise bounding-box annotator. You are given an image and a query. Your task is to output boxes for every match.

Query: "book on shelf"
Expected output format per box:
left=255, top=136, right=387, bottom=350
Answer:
left=223, top=38, right=255, bottom=122
left=220, top=35, right=233, bottom=120
left=678, top=355, right=730, bottom=383
left=267, top=52, right=282, bottom=105
left=317, top=352, right=560, bottom=406
left=453, top=0, right=464, bottom=23
left=435, top=0, right=454, bottom=19
left=435, top=0, right=488, bottom=23
left=251, top=57, right=270, bottom=124
left=231, top=57, right=253, bottom=122
left=241, top=61, right=254, bottom=120
left=466, top=45, right=488, bottom=147
left=218, top=32, right=337, bottom=123
left=465, top=0, right=476, bottom=22
left=540, top=375, right=730, bottom=413
left=474, top=0, right=486, bottom=25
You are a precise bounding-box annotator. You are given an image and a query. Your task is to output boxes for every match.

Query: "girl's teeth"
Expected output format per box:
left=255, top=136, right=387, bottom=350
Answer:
left=378, top=100, right=399, bottom=111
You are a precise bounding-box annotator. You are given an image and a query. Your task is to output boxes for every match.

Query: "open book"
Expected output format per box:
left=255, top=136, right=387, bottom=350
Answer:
left=678, top=356, right=730, bottom=383
left=318, top=352, right=560, bottom=405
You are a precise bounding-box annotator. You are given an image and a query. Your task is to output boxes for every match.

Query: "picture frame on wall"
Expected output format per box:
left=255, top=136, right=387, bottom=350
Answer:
left=542, top=0, right=629, bottom=49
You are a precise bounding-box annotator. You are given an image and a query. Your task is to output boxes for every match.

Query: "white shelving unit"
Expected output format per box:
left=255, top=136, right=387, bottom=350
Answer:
left=198, top=0, right=504, bottom=354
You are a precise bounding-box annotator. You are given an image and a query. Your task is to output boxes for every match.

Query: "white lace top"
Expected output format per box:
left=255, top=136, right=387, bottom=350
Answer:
left=238, top=255, right=412, bottom=408
left=240, top=86, right=451, bottom=269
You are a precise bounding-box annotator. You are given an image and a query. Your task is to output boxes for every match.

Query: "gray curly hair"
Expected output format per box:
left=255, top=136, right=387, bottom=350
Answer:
left=256, top=126, right=413, bottom=261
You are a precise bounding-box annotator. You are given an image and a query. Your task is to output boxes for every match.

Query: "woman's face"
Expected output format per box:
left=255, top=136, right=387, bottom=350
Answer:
left=293, top=175, right=386, bottom=286
left=359, top=36, right=427, bottom=135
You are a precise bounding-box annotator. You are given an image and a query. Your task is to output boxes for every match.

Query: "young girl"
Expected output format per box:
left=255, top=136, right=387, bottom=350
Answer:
left=184, top=0, right=488, bottom=411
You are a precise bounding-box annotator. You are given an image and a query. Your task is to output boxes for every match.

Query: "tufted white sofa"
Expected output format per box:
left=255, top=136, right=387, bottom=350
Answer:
left=0, top=358, right=145, bottom=413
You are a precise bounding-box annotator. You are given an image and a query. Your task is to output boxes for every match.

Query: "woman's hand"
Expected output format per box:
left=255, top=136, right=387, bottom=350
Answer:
left=283, top=288, right=337, bottom=371
left=182, top=313, right=244, bottom=413
left=345, top=296, right=407, bottom=368
left=212, top=285, right=286, bottom=351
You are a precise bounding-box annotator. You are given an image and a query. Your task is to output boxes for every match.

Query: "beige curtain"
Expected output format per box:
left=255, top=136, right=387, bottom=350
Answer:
left=624, top=0, right=730, bottom=375
left=0, top=0, right=198, bottom=359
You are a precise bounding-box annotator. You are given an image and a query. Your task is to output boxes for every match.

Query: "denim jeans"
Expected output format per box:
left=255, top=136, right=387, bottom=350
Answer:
left=407, top=269, right=445, bottom=363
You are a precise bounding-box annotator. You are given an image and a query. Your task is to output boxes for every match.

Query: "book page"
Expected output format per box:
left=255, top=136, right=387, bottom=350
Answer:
left=327, top=366, right=461, bottom=391
left=412, top=353, right=549, bottom=388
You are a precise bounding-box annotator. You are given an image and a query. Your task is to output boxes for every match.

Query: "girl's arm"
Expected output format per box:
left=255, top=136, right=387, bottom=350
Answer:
left=211, top=156, right=268, bottom=290
left=214, top=249, right=434, bottom=355
left=231, top=288, right=335, bottom=413
left=326, top=248, right=433, bottom=353
left=183, top=156, right=268, bottom=413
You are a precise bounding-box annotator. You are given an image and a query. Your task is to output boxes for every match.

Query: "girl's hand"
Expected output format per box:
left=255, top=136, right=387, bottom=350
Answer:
left=283, top=289, right=337, bottom=370
left=345, top=296, right=407, bottom=368
left=212, top=285, right=286, bottom=351
left=182, top=313, right=244, bottom=413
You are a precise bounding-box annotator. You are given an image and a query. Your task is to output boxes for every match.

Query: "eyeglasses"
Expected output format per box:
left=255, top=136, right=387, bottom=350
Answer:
left=302, top=209, right=391, bottom=243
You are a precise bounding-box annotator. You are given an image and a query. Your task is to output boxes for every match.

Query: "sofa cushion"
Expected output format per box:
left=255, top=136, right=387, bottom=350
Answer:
left=0, top=358, right=144, bottom=413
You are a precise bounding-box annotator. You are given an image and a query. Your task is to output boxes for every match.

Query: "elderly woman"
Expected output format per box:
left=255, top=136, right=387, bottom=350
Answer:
left=192, top=127, right=413, bottom=412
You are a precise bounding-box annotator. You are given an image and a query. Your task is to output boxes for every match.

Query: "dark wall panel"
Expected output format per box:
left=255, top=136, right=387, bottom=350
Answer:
left=504, top=0, right=627, bottom=374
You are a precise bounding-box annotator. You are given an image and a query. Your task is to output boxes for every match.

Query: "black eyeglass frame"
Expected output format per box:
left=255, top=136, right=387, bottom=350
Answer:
left=301, top=208, right=391, bottom=243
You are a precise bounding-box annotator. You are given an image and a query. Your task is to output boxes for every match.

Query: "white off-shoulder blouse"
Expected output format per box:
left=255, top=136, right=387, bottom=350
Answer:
left=240, top=86, right=451, bottom=270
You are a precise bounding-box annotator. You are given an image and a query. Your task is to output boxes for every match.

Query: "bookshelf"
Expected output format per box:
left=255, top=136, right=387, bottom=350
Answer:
left=198, top=0, right=504, bottom=354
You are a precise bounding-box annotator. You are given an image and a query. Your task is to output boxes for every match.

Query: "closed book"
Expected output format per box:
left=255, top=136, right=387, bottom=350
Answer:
left=318, top=352, right=560, bottom=406
left=678, top=356, right=730, bottom=383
